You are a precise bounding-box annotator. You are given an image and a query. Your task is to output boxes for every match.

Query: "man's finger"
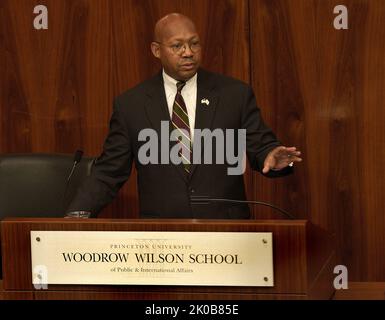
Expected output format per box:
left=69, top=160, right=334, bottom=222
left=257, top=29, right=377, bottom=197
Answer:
left=285, top=150, right=301, bottom=156
left=262, top=164, right=270, bottom=174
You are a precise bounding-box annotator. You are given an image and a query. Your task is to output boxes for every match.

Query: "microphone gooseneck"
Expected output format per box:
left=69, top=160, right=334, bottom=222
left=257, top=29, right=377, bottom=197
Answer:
left=190, top=195, right=295, bottom=219
left=67, top=150, right=84, bottom=182
left=62, top=150, right=84, bottom=213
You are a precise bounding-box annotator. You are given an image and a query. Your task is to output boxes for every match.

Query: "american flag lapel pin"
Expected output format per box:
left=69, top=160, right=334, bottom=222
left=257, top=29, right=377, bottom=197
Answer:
left=201, top=98, right=210, bottom=106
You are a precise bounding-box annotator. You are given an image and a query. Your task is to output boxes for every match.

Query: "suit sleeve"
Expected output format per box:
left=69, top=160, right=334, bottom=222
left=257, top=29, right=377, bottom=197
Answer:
left=66, top=98, right=134, bottom=216
left=241, top=85, right=293, bottom=178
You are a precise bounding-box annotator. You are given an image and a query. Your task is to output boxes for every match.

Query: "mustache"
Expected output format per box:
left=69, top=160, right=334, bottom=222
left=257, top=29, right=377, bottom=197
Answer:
left=180, top=60, right=196, bottom=64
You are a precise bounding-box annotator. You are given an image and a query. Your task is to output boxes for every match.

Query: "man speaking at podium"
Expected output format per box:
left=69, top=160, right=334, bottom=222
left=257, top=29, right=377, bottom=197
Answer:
left=66, top=13, right=302, bottom=219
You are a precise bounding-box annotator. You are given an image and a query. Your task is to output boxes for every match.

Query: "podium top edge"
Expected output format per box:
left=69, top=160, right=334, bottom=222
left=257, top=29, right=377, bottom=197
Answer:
left=1, top=217, right=308, bottom=226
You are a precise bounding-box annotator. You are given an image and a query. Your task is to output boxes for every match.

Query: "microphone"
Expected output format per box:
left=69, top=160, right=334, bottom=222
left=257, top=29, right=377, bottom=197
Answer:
left=67, top=150, right=84, bottom=183
left=190, top=195, right=295, bottom=219
left=62, top=150, right=84, bottom=213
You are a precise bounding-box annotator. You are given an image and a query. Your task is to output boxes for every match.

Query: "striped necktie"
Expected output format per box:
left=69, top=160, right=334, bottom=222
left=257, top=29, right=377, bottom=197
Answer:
left=171, top=81, right=192, bottom=173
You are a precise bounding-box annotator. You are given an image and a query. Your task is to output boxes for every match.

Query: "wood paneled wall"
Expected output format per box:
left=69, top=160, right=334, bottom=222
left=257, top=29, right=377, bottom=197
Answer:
left=249, top=0, right=385, bottom=281
left=0, top=0, right=384, bottom=281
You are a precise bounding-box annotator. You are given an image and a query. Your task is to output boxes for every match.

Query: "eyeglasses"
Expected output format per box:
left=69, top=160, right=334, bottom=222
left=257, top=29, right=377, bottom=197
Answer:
left=154, top=40, right=201, bottom=55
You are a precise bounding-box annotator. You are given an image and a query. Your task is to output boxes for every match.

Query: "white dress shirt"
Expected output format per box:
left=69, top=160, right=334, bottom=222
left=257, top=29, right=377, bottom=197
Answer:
left=162, top=70, right=197, bottom=142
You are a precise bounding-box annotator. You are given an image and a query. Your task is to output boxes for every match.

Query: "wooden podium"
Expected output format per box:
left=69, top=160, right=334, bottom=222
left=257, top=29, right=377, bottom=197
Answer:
left=0, top=218, right=335, bottom=300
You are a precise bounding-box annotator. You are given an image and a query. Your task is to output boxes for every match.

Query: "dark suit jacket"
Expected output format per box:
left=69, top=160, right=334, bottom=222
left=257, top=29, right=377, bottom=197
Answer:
left=67, top=69, right=292, bottom=218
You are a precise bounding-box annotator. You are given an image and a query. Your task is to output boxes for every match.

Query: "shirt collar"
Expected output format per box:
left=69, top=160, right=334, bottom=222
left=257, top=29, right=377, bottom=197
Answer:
left=162, top=69, right=197, bottom=94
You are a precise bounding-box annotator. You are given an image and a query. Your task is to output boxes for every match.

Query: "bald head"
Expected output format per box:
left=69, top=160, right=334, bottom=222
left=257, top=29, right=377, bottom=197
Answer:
left=154, top=13, right=197, bottom=43
left=151, top=13, right=201, bottom=81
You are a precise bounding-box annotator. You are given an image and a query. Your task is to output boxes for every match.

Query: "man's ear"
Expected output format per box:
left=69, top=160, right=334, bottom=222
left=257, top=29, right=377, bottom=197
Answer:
left=151, top=42, right=160, bottom=59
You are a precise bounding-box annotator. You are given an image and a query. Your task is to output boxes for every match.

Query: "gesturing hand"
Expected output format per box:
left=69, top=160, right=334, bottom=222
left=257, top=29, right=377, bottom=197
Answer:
left=262, top=146, right=302, bottom=174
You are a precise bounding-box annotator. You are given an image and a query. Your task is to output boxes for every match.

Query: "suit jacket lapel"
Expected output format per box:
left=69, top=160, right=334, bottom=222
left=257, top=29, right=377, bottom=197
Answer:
left=144, top=71, right=170, bottom=135
left=190, top=69, right=219, bottom=178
